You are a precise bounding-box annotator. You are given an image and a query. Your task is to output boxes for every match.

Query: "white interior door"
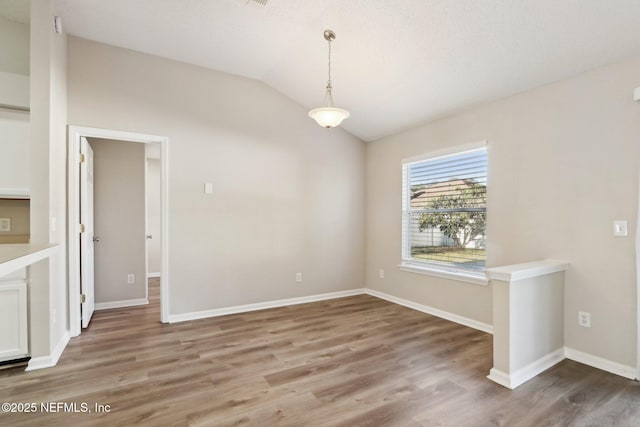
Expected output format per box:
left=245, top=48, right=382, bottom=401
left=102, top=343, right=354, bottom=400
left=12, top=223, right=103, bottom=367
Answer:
left=80, top=136, right=95, bottom=328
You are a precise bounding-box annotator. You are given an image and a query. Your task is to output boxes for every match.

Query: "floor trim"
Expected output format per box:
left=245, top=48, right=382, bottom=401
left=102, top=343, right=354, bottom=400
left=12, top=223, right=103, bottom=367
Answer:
left=26, top=331, right=70, bottom=371
left=168, top=289, right=367, bottom=323
left=95, top=298, right=149, bottom=311
left=565, top=347, right=636, bottom=380
left=488, top=347, right=565, bottom=389
left=365, top=289, right=494, bottom=334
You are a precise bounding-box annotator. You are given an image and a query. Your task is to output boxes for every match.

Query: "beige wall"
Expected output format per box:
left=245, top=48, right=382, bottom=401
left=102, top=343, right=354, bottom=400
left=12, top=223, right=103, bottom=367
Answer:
left=366, top=56, right=640, bottom=368
left=0, top=199, right=29, bottom=243
left=89, top=138, right=147, bottom=303
left=0, top=15, right=29, bottom=75
left=0, top=9, right=30, bottom=197
left=0, top=108, right=29, bottom=193
left=67, top=37, right=365, bottom=315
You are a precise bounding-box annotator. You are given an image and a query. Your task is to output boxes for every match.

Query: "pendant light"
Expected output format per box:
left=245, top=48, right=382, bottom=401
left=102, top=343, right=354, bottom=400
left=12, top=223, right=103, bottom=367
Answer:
left=308, top=29, right=350, bottom=128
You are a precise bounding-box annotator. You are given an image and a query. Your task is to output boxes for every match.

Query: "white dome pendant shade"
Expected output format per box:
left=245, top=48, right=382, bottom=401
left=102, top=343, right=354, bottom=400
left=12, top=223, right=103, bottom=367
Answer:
left=308, top=30, right=350, bottom=129
left=308, top=86, right=350, bottom=128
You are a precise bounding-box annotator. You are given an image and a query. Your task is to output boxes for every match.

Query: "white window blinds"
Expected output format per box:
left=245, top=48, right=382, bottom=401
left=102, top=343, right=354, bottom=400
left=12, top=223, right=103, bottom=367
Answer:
left=402, top=146, right=487, bottom=272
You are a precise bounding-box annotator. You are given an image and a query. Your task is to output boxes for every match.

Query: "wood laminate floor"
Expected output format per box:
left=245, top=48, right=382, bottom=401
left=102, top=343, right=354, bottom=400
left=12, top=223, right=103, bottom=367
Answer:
left=1, top=280, right=639, bottom=426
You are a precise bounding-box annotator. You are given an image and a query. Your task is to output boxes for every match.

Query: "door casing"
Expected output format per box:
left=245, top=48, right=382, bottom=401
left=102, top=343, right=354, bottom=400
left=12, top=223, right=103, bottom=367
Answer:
left=68, top=126, right=170, bottom=336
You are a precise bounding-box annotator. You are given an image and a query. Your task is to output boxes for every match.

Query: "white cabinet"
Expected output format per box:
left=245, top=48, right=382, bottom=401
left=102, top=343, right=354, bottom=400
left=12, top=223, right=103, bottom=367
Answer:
left=0, top=269, right=28, bottom=362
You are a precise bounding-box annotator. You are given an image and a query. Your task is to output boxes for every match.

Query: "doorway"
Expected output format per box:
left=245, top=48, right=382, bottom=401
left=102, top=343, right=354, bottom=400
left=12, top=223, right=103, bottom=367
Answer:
left=68, top=126, right=169, bottom=336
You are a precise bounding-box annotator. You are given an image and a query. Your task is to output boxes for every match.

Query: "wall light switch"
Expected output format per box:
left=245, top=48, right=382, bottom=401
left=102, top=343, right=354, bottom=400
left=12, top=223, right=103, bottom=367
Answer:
left=204, top=183, right=213, bottom=194
left=0, top=218, right=10, bottom=232
left=613, top=220, right=628, bottom=237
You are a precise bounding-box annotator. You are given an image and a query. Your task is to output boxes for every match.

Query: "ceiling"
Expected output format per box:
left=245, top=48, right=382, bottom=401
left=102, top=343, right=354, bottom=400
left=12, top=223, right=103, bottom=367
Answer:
left=12, top=1, right=640, bottom=141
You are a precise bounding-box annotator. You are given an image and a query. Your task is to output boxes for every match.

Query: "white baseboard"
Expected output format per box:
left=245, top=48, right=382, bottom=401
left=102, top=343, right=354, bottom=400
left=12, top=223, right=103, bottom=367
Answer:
left=488, top=347, right=637, bottom=388
left=365, top=289, right=493, bottom=334
left=147, top=272, right=161, bottom=278
left=488, top=347, right=565, bottom=389
left=26, top=331, right=70, bottom=371
left=565, top=347, right=636, bottom=380
left=95, top=298, right=149, bottom=310
left=487, top=368, right=512, bottom=389
left=168, top=289, right=367, bottom=323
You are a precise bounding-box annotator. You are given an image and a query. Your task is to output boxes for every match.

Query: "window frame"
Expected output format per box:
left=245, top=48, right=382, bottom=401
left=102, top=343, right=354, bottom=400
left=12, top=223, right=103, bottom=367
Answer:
left=400, top=141, right=488, bottom=285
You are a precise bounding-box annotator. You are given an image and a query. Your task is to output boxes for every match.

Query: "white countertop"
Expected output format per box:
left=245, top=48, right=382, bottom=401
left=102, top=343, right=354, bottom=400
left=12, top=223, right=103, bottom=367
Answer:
left=486, top=259, right=569, bottom=282
left=0, top=244, right=59, bottom=277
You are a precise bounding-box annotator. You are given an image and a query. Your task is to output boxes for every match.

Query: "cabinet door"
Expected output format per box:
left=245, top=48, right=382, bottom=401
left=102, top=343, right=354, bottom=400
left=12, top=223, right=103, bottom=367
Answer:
left=0, top=281, right=28, bottom=361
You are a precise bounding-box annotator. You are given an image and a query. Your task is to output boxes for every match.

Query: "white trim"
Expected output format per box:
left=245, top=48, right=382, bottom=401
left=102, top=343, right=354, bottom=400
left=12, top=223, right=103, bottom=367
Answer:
left=0, top=244, right=58, bottom=277
left=398, top=262, right=488, bottom=286
left=401, top=140, right=487, bottom=165
left=489, top=347, right=638, bottom=386
left=144, top=157, right=149, bottom=305
left=95, top=298, right=149, bottom=311
left=487, top=368, right=512, bottom=389
left=147, top=272, right=161, bottom=278
left=487, top=348, right=565, bottom=389
left=26, top=331, right=70, bottom=371
left=169, top=286, right=492, bottom=334
left=168, top=289, right=366, bottom=323
left=565, top=347, right=637, bottom=380
left=486, top=259, right=569, bottom=282
left=160, top=137, right=170, bottom=323
left=68, top=126, right=170, bottom=337
left=0, top=188, right=30, bottom=199
left=636, top=167, right=640, bottom=380
left=365, top=288, right=493, bottom=334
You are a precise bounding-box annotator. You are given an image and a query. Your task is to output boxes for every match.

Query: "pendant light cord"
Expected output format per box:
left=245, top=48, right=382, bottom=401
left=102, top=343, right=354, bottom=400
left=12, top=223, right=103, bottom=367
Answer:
left=327, top=37, right=332, bottom=89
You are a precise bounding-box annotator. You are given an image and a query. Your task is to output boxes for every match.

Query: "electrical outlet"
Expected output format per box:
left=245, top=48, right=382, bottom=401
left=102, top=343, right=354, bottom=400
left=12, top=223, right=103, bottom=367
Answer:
left=613, top=220, right=628, bottom=237
left=0, top=218, right=10, bottom=232
left=578, top=311, right=591, bottom=328
left=379, top=269, right=384, bottom=279
left=128, top=274, right=135, bottom=285
left=295, top=272, right=302, bottom=283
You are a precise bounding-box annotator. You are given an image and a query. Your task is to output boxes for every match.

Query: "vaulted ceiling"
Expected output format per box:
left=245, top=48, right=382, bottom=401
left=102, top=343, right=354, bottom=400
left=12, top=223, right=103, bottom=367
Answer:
left=13, top=1, right=640, bottom=141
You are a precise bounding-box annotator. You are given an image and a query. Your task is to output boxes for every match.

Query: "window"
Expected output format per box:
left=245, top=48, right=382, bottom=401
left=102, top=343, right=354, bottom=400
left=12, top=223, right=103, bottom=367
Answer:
left=401, top=144, right=487, bottom=278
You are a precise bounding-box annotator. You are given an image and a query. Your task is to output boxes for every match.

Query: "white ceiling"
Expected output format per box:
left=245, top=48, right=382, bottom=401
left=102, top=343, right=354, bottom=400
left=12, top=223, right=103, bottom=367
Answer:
left=38, top=1, right=640, bottom=140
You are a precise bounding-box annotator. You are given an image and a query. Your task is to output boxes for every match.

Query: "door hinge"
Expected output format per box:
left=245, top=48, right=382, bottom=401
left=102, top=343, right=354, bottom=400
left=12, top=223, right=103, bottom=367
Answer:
left=79, top=223, right=85, bottom=233
left=80, top=294, right=86, bottom=304
left=79, top=153, right=85, bottom=163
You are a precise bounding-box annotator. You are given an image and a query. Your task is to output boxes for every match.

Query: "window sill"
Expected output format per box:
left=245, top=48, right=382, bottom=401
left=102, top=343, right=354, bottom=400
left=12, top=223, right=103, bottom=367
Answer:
left=398, top=262, right=488, bottom=286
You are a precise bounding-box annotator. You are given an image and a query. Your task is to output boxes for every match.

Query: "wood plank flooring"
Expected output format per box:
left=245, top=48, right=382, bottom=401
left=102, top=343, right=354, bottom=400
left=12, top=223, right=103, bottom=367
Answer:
left=1, top=280, right=639, bottom=426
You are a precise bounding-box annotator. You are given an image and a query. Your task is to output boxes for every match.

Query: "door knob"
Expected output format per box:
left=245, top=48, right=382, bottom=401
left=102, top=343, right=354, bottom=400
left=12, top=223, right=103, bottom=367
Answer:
left=93, top=236, right=100, bottom=243
left=146, top=234, right=153, bottom=239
